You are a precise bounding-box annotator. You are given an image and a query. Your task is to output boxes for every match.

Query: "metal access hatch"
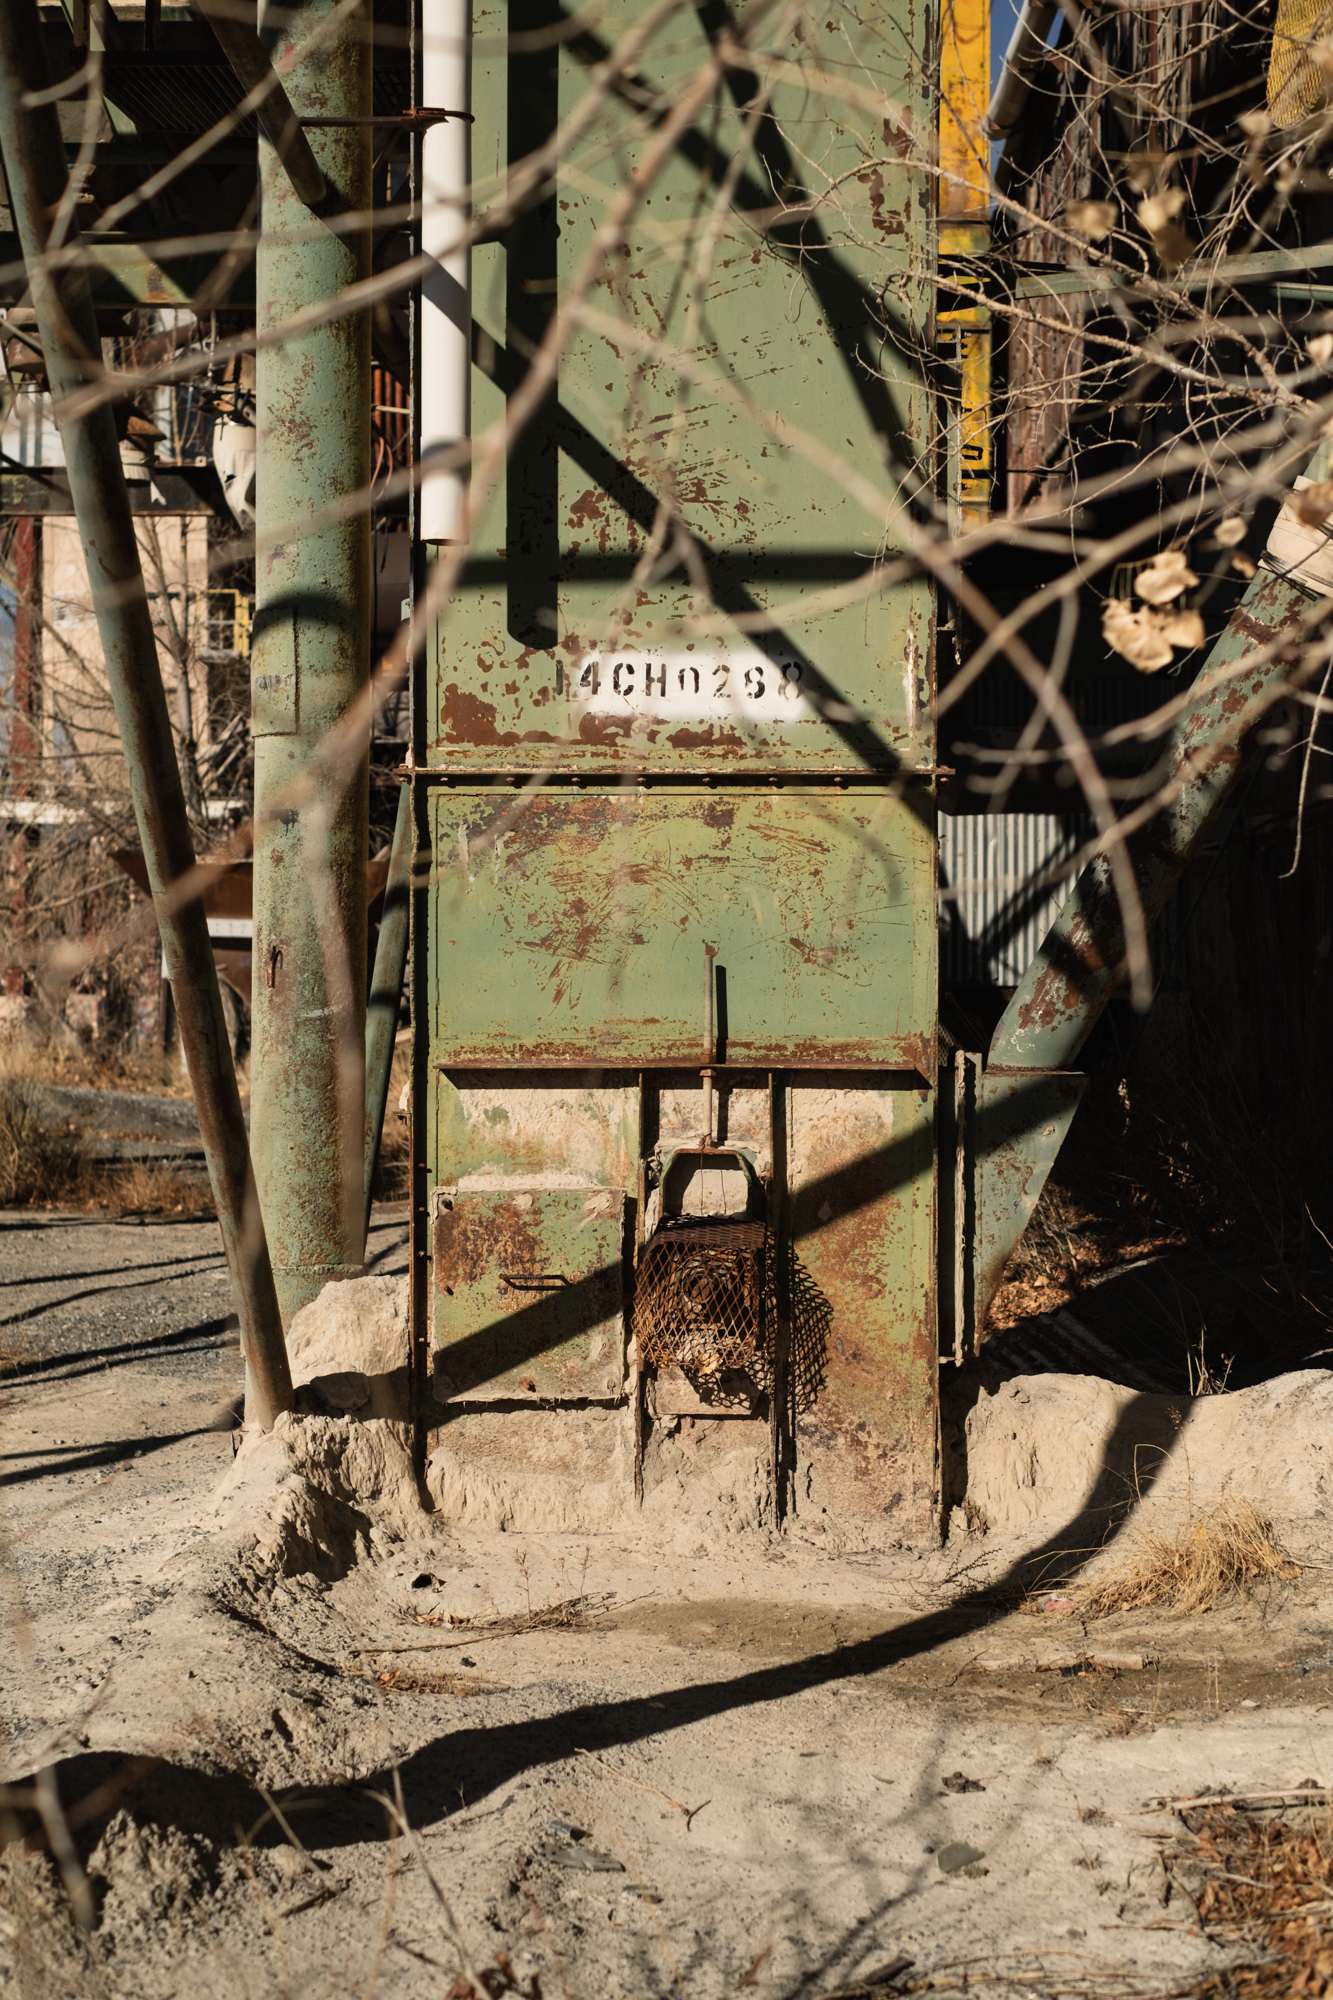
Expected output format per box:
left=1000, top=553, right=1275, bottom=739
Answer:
left=428, top=786, right=936, bottom=1071
left=434, top=1185, right=628, bottom=1402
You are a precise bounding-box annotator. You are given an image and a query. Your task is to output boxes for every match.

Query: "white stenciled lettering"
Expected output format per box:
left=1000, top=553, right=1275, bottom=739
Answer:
left=557, top=651, right=816, bottom=721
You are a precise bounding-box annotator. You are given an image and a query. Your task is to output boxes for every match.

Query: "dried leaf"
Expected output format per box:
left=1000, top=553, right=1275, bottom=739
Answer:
left=1103, top=599, right=1174, bottom=672
left=1238, top=107, right=1273, bottom=139
left=1135, top=547, right=1197, bottom=604
left=1307, top=332, right=1333, bottom=367
left=1213, top=514, right=1248, bottom=547
left=1137, top=187, right=1193, bottom=267
left=1160, top=224, right=1196, bottom=268
left=1066, top=199, right=1116, bottom=242
left=1294, top=477, right=1333, bottom=526
left=1125, top=151, right=1171, bottom=193
left=1138, top=187, right=1186, bottom=234
left=1160, top=608, right=1205, bottom=648
left=1232, top=552, right=1257, bottom=577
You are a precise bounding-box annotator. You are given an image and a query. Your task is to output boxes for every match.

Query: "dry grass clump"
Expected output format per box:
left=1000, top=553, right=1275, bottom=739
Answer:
left=96, top=1159, right=214, bottom=1219
left=0, top=1029, right=189, bottom=1099
left=1176, top=1803, right=1333, bottom=1998
left=0, top=1074, right=84, bottom=1206
left=1081, top=1501, right=1300, bottom=1618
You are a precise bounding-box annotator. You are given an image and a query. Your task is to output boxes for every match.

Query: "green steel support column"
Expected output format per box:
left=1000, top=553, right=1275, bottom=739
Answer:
left=364, top=781, right=412, bottom=1242
left=0, top=0, right=292, bottom=1426
left=252, top=0, right=372, bottom=1322
left=197, top=0, right=329, bottom=212
left=959, top=565, right=1320, bottom=1342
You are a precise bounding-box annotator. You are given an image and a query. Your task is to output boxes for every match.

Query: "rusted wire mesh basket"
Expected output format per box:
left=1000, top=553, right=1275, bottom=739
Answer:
left=634, top=1219, right=769, bottom=1389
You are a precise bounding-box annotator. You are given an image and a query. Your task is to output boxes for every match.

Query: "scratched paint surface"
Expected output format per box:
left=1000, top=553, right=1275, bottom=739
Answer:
left=428, top=787, right=937, bottom=1069
left=429, top=1, right=935, bottom=776
left=788, top=1082, right=937, bottom=1532
left=419, top=1, right=942, bottom=1527
left=434, top=1186, right=627, bottom=1400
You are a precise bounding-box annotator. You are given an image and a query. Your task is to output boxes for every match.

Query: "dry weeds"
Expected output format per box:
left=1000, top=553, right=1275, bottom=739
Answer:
left=0, top=1073, right=83, bottom=1206
left=0, top=1041, right=213, bottom=1214
left=1173, top=1802, right=1333, bottom=1998
left=1080, top=1502, right=1300, bottom=1618
left=411, top=1592, right=613, bottom=1645
left=0, top=1031, right=190, bottom=1100
left=372, top=1667, right=502, bottom=1696
left=95, top=1159, right=214, bottom=1220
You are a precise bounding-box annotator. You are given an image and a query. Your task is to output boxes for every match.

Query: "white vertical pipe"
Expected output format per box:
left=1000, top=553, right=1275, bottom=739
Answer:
left=420, top=0, right=471, bottom=542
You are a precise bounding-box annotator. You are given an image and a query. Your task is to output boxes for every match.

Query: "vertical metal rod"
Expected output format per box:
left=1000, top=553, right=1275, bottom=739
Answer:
left=4, top=517, right=41, bottom=969
left=195, top=0, right=329, bottom=212
left=0, top=0, right=292, bottom=1426
left=364, top=780, right=412, bottom=1241
left=766, top=1071, right=791, bottom=1525
left=10, top=517, right=41, bottom=799
left=701, top=940, right=717, bottom=1146
left=251, top=0, right=372, bottom=1323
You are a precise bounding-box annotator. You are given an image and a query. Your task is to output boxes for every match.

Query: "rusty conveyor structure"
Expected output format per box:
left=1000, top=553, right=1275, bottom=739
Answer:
left=0, top=0, right=1322, bottom=1532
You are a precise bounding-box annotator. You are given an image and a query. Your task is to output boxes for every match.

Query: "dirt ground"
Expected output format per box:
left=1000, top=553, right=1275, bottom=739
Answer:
left=2, top=1207, right=1332, bottom=2000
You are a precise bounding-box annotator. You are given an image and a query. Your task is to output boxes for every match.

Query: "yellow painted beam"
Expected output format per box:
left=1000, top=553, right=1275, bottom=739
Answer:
left=940, top=0, right=990, bottom=221
left=939, top=0, right=992, bottom=527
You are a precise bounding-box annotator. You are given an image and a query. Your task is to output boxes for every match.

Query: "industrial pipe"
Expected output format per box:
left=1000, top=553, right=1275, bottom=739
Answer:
left=250, top=0, right=372, bottom=1323
left=364, top=782, right=411, bottom=1241
left=420, top=0, right=471, bottom=541
left=0, top=0, right=292, bottom=1427
left=985, top=0, right=1059, bottom=138
left=196, top=0, right=329, bottom=211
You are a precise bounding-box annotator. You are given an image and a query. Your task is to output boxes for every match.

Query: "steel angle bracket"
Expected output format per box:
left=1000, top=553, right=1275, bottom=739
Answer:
left=943, top=1050, right=1088, bottom=1361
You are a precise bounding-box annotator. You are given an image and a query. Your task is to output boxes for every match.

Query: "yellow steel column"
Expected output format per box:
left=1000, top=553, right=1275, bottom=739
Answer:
left=938, top=0, right=992, bottom=531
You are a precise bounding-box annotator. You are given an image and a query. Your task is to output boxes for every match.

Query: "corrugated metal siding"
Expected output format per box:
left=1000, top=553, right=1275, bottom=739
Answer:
left=940, top=811, right=1090, bottom=986
left=941, top=810, right=1188, bottom=991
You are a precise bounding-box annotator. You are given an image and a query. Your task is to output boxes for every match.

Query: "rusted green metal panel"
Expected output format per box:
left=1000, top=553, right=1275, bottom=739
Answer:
left=428, top=787, right=936, bottom=1070
left=419, top=0, right=940, bottom=1531
left=789, top=1081, right=938, bottom=1531
left=433, top=1074, right=639, bottom=1190
left=434, top=1187, right=627, bottom=1401
left=941, top=1054, right=1087, bottom=1357
left=429, top=0, right=935, bottom=777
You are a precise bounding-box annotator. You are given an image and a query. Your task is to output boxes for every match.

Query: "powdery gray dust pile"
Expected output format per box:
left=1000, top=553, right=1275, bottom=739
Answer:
left=2, top=1251, right=1332, bottom=2000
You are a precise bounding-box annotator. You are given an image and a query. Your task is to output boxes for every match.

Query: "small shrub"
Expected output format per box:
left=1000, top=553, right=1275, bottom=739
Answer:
left=97, top=1160, right=214, bottom=1219
left=1080, top=1501, right=1300, bottom=1618
left=0, top=1076, right=84, bottom=1206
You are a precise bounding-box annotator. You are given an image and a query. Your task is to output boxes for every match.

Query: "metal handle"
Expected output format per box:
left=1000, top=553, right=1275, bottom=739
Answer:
left=701, top=941, right=718, bottom=1145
